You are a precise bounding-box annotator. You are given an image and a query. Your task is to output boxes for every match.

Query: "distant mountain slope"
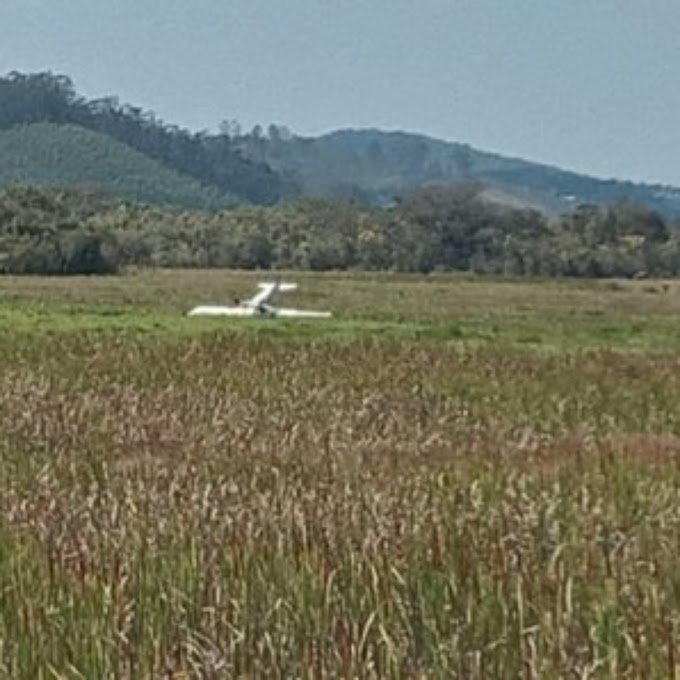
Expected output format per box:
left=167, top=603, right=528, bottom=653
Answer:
left=0, top=123, right=235, bottom=209
left=237, top=128, right=680, bottom=216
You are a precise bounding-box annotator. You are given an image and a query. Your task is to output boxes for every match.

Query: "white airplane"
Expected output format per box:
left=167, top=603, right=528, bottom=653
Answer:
left=187, top=281, right=332, bottom=318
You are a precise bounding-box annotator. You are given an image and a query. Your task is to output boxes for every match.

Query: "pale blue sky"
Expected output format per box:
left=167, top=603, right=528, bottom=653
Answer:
left=2, top=0, right=680, bottom=185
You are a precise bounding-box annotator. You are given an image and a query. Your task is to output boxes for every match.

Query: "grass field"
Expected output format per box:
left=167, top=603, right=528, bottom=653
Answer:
left=2, top=270, right=680, bottom=677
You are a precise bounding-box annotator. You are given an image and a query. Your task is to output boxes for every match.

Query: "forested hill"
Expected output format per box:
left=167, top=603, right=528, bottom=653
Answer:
left=0, top=71, right=295, bottom=205
left=3, top=70, right=680, bottom=216
left=236, top=128, right=680, bottom=217
left=0, top=124, right=235, bottom=209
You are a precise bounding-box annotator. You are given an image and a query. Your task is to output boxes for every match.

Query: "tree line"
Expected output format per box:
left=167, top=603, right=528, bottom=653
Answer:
left=1, top=184, right=679, bottom=278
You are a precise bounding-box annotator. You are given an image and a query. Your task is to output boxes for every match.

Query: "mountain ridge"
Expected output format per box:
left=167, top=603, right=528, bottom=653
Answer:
left=237, top=126, right=680, bottom=216
left=2, top=70, right=680, bottom=216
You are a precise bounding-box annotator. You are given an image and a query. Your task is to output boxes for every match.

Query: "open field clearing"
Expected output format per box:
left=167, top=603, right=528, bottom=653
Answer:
left=3, top=269, right=680, bottom=349
left=2, top=271, right=680, bottom=676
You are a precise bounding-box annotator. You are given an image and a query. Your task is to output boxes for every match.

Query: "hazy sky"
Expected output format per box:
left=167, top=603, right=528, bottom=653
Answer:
left=2, top=0, right=680, bottom=185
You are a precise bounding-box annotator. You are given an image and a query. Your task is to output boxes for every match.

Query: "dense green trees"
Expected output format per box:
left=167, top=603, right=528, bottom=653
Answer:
left=1, top=185, right=679, bottom=277
left=0, top=187, right=121, bottom=274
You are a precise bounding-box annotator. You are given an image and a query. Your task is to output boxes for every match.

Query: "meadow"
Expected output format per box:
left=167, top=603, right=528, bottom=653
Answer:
left=1, top=270, right=680, bottom=677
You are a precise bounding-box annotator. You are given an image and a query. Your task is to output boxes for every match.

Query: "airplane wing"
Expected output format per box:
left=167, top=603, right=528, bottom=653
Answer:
left=274, top=308, right=332, bottom=318
left=187, top=305, right=255, bottom=316
left=244, top=282, right=298, bottom=308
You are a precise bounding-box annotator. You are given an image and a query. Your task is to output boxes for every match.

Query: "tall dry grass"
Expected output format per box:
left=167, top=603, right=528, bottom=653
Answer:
left=1, top=332, right=680, bottom=677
